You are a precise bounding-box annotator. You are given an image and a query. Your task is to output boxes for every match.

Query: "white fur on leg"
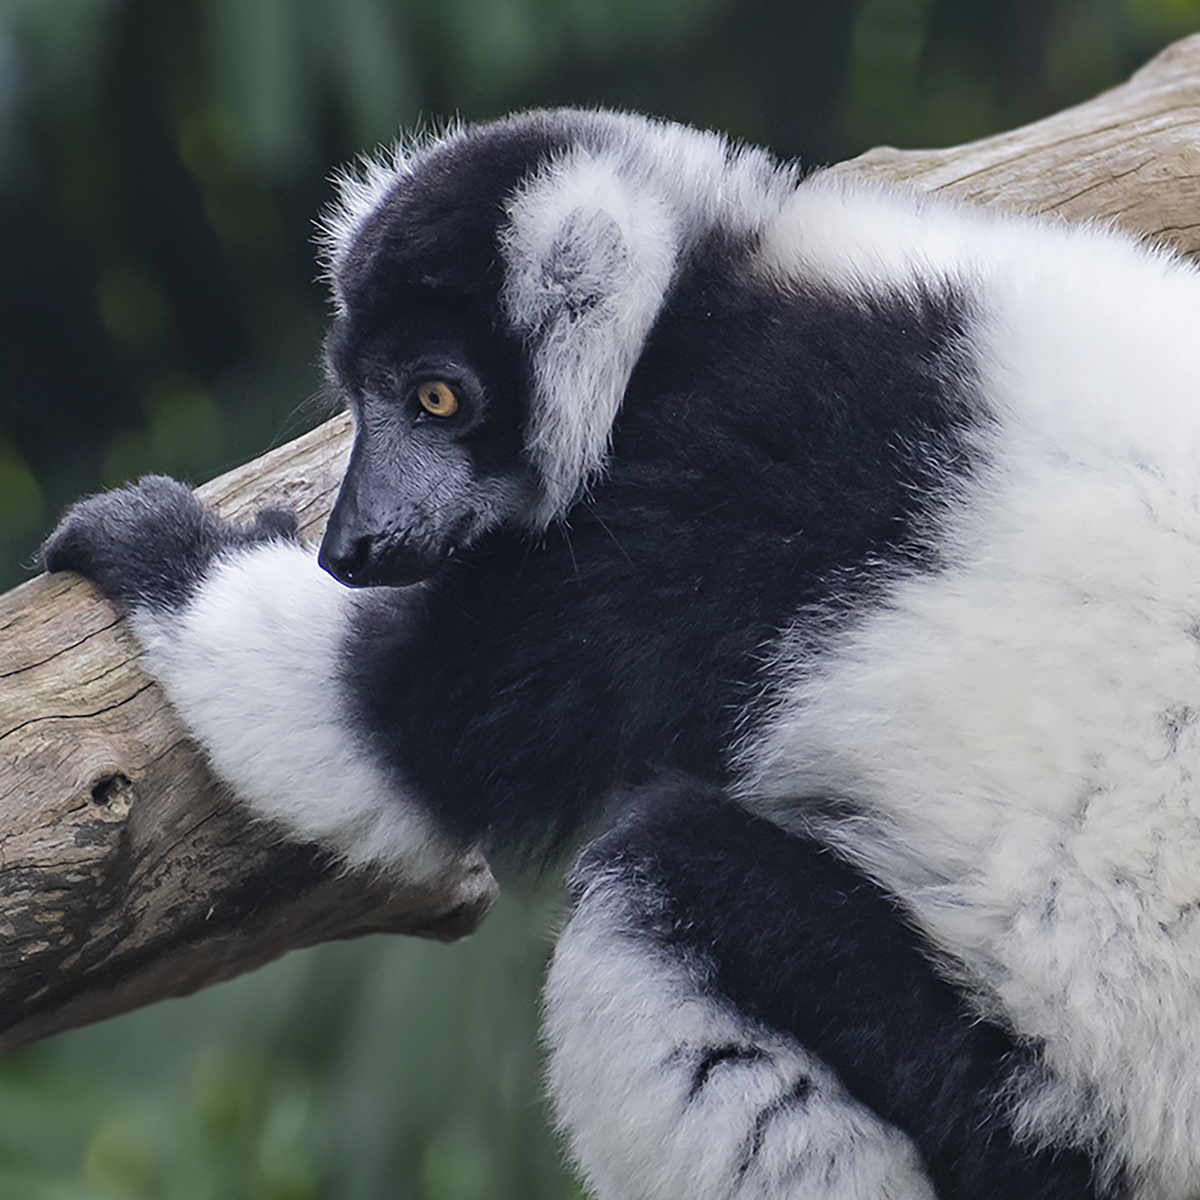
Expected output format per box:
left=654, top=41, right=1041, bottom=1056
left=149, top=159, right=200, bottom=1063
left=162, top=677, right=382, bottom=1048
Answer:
left=131, top=540, right=454, bottom=882
left=545, top=878, right=936, bottom=1200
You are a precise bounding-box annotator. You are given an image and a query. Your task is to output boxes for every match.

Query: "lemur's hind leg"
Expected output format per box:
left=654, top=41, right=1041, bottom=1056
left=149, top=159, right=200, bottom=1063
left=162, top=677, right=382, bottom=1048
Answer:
left=545, top=778, right=1101, bottom=1200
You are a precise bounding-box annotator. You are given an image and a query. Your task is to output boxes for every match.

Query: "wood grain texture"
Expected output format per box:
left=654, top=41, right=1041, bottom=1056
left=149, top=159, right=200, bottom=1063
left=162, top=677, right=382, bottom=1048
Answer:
left=2, top=35, right=1199, bottom=1048
left=0, top=412, right=496, bottom=1051
left=826, top=34, right=1200, bottom=261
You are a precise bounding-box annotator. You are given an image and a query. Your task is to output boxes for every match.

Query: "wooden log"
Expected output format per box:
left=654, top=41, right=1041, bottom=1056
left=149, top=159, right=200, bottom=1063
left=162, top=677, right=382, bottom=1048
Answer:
left=2, top=33, right=1199, bottom=1050
left=825, top=34, right=1200, bottom=261
left=0, top=413, right=497, bottom=1051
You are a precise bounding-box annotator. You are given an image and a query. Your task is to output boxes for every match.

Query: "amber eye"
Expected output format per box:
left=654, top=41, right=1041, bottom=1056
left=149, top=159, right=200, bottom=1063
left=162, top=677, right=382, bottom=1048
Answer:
left=417, top=380, right=460, bottom=418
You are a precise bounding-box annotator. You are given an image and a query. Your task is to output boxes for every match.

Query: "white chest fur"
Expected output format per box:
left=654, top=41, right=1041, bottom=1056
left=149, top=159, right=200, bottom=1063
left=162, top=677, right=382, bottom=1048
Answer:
left=741, top=364, right=1200, bottom=1199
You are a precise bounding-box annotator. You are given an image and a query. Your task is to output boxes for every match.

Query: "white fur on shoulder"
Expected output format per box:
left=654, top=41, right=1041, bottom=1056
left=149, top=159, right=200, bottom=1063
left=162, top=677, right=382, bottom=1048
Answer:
left=132, top=540, right=454, bottom=882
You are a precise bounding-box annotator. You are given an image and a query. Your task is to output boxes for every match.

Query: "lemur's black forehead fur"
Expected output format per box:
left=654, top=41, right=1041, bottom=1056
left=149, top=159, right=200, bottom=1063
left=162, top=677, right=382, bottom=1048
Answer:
left=333, top=112, right=591, bottom=318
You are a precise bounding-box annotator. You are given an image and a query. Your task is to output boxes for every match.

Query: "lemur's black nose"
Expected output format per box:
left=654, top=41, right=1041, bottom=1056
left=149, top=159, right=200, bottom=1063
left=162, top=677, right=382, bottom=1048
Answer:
left=317, top=529, right=374, bottom=587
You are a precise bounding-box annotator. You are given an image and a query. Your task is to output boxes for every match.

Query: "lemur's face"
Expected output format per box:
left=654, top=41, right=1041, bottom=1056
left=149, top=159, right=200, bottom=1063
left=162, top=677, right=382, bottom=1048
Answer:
left=315, top=108, right=695, bottom=587
left=319, top=291, right=537, bottom=589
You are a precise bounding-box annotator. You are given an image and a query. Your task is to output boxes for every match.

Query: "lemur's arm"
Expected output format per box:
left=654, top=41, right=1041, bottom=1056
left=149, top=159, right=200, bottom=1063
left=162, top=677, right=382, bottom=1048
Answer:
left=43, top=476, right=455, bottom=881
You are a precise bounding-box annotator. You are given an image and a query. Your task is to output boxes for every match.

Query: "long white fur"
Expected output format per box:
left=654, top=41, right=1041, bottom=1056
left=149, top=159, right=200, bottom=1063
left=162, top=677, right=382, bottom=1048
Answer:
left=500, top=148, right=682, bottom=522
left=546, top=873, right=937, bottom=1200
left=738, top=184, right=1200, bottom=1199
left=131, top=540, right=456, bottom=882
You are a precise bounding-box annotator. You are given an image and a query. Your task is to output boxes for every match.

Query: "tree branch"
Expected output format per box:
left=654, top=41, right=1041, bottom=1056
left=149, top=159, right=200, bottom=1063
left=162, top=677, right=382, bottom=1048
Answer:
left=825, top=34, right=1200, bottom=262
left=3, top=34, right=1199, bottom=1050
left=0, top=413, right=496, bottom=1051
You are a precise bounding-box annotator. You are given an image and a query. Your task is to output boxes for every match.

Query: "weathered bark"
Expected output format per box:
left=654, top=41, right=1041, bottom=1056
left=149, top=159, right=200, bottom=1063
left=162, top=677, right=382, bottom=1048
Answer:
left=0, top=413, right=496, bottom=1052
left=825, top=34, right=1200, bottom=260
left=3, top=34, right=1200, bottom=1050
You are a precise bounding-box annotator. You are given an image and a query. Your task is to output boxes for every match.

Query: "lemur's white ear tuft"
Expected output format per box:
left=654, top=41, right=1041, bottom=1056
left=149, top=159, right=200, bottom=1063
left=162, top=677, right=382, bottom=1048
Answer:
left=502, top=149, right=681, bottom=525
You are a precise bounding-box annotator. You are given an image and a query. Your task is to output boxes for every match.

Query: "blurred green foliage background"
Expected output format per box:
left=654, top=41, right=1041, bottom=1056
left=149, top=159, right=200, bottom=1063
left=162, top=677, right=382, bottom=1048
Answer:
left=1, top=0, right=1198, bottom=1196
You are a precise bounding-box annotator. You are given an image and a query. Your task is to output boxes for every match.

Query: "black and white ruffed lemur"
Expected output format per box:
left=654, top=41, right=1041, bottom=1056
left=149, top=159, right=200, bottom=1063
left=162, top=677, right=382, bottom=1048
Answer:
left=45, top=108, right=1200, bottom=1200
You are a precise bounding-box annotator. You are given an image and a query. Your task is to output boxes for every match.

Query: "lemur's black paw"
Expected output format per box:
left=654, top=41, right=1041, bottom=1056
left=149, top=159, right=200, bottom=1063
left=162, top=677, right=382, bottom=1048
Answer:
left=43, top=475, right=298, bottom=613
left=245, top=506, right=299, bottom=542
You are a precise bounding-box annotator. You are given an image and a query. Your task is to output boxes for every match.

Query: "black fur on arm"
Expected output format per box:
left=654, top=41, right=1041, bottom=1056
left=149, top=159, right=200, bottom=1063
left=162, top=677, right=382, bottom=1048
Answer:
left=574, top=777, right=1113, bottom=1200
left=42, top=475, right=297, bottom=613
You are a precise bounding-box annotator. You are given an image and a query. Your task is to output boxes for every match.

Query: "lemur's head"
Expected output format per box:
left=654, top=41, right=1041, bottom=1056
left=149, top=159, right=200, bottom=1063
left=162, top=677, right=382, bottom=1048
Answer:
left=317, top=109, right=782, bottom=587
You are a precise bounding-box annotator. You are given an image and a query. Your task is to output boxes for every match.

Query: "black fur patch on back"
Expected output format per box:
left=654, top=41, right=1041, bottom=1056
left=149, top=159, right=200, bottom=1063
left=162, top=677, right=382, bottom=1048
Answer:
left=573, top=777, right=1109, bottom=1200
left=342, top=239, right=990, bottom=858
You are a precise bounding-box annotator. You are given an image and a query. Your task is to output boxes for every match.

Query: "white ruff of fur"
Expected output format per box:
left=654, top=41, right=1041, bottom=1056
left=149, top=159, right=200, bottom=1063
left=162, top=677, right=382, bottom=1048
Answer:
left=500, top=113, right=795, bottom=524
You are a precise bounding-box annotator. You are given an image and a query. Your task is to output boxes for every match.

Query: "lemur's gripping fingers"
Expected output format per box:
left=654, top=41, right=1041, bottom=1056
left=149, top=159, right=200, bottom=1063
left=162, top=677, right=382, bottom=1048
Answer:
left=42, top=475, right=298, bottom=614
